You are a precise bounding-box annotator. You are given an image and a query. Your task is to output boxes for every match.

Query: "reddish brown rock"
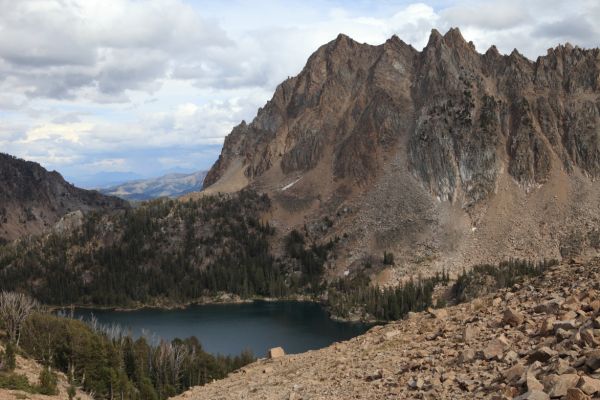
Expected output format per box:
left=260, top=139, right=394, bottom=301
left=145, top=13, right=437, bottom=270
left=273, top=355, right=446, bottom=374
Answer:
left=483, top=335, right=510, bottom=360
left=544, top=374, right=580, bottom=398
left=567, top=388, right=591, bottom=400
left=503, top=308, right=525, bottom=327
left=578, top=376, right=600, bottom=395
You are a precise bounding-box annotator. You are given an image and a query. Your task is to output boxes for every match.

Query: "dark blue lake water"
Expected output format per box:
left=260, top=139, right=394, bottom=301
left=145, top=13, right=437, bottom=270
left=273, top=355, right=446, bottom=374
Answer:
left=71, top=301, right=371, bottom=357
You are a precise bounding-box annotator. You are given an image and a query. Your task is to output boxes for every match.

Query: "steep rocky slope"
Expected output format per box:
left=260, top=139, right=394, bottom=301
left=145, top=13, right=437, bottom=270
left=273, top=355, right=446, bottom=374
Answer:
left=100, top=170, right=207, bottom=201
left=173, top=258, right=600, bottom=400
left=201, top=28, right=600, bottom=282
left=0, top=153, right=128, bottom=244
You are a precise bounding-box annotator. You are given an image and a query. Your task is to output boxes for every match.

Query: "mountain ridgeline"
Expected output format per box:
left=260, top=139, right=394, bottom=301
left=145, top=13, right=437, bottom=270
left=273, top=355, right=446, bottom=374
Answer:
left=0, top=153, right=128, bottom=244
left=202, top=28, right=600, bottom=279
left=100, top=171, right=207, bottom=201
left=3, top=28, right=599, bottom=308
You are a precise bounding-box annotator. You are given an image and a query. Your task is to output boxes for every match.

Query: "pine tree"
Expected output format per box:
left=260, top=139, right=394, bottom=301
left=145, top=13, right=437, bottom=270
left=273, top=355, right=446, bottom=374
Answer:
left=2, top=341, right=16, bottom=371
left=67, top=385, right=76, bottom=400
left=38, top=367, right=58, bottom=395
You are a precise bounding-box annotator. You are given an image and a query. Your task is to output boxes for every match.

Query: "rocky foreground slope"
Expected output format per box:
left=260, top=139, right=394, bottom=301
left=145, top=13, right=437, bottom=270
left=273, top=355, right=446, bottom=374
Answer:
left=0, top=153, right=128, bottom=244
left=200, top=28, right=600, bottom=282
left=174, top=258, right=600, bottom=399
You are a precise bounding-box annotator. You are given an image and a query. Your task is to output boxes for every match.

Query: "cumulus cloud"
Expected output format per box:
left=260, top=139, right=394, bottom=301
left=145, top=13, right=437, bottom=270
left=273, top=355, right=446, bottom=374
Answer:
left=1, top=0, right=599, bottom=186
left=0, top=0, right=230, bottom=100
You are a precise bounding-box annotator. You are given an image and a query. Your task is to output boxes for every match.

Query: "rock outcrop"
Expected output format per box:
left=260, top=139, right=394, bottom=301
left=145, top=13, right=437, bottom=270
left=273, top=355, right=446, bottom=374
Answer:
left=0, top=153, right=128, bottom=243
left=200, top=28, right=600, bottom=280
left=172, top=258, right=600, bottom=400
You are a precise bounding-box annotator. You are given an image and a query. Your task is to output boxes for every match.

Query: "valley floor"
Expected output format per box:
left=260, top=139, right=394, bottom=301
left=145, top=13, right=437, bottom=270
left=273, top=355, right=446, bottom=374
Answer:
left=172, top=258, right=600, bottom=399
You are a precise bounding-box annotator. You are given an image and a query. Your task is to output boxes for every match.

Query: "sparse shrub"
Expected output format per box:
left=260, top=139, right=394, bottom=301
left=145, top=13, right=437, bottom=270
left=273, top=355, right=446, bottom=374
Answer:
left=0, top=372, right=36, bottom=393
left=67, top=384, right=76, bottom=400
left=2, top=341, right=16, bottom=371
left=37, top=367, right=58, bottom=395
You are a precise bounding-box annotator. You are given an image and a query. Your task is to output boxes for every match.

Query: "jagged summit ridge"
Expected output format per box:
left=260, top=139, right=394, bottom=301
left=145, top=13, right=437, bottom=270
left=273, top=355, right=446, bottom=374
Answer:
left=205, top=28, right=600, bottom=198
left=201, top=28, right=600, bottom=279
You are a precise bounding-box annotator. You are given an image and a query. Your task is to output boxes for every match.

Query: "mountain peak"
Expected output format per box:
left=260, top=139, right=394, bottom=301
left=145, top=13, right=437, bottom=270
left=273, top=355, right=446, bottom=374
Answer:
left=424, top=27, right=472, bottom=52
left=443, top=27, right=465, bottom=43
left=485, top=44, right=500, bottom=57
left=332, top=33, right=358, bottom=48
left=202, top=31, right=600, bottom=277
left=426, top=28, right=444, bottom=48
left=335, top=33, right=351, bottom=42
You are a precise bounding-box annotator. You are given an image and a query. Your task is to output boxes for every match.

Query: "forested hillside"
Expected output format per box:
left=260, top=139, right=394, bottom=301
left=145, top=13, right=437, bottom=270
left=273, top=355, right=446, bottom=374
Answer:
left=0, top=189, right=451, bottom=322
left=0, top=190, right=289, bottom=306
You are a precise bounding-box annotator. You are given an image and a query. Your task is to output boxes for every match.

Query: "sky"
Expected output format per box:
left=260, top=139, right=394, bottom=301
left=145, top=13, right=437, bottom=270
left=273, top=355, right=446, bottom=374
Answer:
left=0, top=0, right=599, bottom=187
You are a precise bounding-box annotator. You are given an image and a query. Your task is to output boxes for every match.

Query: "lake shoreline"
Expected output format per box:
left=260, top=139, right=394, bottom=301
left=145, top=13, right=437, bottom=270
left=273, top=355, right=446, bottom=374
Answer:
left=49, top=293, right=381, bottom=324
left=50, top=293, right=318, bottom=312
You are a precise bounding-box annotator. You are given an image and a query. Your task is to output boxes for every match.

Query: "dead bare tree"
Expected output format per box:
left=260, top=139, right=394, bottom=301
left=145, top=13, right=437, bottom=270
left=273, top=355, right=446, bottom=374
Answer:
left=150, top=340, right=190, bottom=392
left=0, top=291, right=38, bottom=345
left=171, top=342, right=189, bottom=385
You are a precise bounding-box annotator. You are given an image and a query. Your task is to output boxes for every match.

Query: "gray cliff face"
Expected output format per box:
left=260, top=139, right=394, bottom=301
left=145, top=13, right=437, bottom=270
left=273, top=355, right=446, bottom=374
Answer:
left=205, top=28, right=600, bottom=206
left=201, top=28, right=600, bottom=277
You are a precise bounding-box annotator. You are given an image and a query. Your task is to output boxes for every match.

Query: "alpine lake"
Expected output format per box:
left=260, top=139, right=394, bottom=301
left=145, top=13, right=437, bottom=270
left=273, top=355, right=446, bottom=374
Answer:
left=72, top=301, right=372, bottom=358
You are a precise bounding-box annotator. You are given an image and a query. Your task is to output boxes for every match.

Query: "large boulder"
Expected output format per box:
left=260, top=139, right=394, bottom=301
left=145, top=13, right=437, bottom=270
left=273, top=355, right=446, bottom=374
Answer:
left=268, top=347, right=285, bottom=359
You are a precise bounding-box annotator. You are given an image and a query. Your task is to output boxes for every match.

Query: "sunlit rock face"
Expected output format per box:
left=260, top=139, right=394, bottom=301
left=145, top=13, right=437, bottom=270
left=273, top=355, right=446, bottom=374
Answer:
left=203, top=28, right=600, bottom=278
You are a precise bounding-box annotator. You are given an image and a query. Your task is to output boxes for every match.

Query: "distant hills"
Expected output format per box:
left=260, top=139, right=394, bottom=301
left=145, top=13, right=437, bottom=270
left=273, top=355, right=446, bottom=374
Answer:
left=0, top=153, right=128, bottom=244
left=100, top=171, right=207, bottom=201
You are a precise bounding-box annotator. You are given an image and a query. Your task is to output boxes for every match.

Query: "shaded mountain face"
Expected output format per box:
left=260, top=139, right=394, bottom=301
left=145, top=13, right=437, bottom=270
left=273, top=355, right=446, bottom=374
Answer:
left=0, top=153, right=128, bottom=244
left=203, top=28, right=600, bottom=281
left=100, top=171, right=207, bottom=201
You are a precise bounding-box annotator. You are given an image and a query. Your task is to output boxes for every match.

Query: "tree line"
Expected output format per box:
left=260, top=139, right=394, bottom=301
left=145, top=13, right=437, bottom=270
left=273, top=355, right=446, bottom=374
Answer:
left=451, top=258, right=558, bottom=303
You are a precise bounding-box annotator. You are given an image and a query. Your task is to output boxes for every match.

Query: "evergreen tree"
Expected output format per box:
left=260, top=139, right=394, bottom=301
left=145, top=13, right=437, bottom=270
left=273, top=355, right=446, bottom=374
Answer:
left=67, top=384, right=76, bottom=400
left=38, top=368, right=58, bottom=395
left=2, top=341, right=16, bottom=371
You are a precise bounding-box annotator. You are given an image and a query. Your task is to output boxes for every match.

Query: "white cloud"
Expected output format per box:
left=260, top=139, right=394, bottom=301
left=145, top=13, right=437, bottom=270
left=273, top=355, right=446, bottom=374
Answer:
left=0, top=0, right=230, bottom=99
left=0, top=0, right=599, bottom=186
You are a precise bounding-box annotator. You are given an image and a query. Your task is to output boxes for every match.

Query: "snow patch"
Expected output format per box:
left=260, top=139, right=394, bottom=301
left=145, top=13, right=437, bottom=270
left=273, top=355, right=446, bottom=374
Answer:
left=281, top=177, right=302, bottom=191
